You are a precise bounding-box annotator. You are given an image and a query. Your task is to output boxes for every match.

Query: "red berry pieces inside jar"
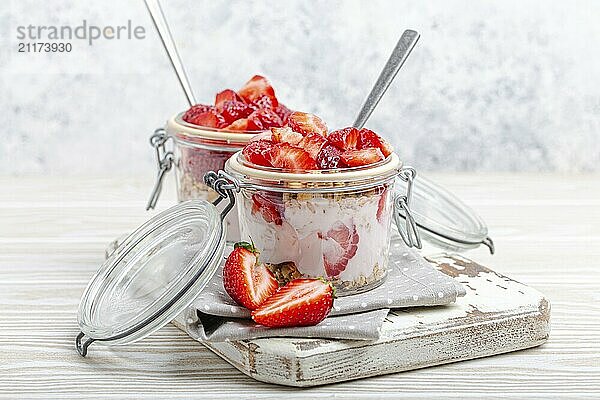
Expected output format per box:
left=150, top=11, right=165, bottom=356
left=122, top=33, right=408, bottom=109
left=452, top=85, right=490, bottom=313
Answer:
left=251, top=278, right=334, bottom=328
left=222, top=241, right=278, bottom=310
left=181, top=75, right=291, bottom=131
left=322, top=220, right=360, bottom=277
left=252, top=192, right=284, bottom=225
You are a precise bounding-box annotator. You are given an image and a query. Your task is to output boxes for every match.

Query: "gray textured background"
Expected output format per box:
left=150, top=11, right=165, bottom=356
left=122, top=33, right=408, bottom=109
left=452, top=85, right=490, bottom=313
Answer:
left=1, top=0, right=599, bottom=175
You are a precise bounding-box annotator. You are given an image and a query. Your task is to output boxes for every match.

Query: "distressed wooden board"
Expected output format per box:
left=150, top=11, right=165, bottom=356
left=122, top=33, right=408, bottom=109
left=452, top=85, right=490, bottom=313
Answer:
left=174, top=254, right=549, bottom=387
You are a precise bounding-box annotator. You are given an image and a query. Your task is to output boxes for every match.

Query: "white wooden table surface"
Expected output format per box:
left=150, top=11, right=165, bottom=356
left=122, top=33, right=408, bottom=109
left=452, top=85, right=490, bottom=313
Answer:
left=1, top=174, right=599, bottom=399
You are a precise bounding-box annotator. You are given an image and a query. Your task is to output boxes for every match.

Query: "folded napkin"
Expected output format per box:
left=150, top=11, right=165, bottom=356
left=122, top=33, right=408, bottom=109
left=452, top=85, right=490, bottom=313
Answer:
left=186, top=240, right=465, bottom=342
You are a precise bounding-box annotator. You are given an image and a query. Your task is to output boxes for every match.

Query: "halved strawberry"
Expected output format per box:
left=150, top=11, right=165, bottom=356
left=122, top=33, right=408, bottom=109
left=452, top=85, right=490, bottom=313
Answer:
left=287, top=112, right=328, bottom=136
left=359, top=128, right=393, bottom=157
left=251, top=278, right=334, bottom=328
left=247, top=109, right=284, bottom=130
left=215, top=89, right=243, bottom=109
left=238, top=75, right=278, bottom=108
left=268, top=142, right=318, bottom=171
left=183, top=107, right=227, bottom=128
left=271, top=126, right=303, bottom=146
left=316, top=144, right=346, bottom=169
left=327, top=127, right=361, bottom=151
left=223, top=241, right=278, bottom=310
left=182, top=104, right=212, bottom=124
left=224, top=118, right=250, bottom=131
left=251, top=192, right=283, bottom=225
left=242, top=140, right=274, bottom=167
left=341, top=148, right=385, bottom=167
left=322, top=221, right=359, bottom=277
left=299, top=133, right=328, bottom=159
left=274, top=104, right=293, bottom=123
left=219, top=100, right=254, bottom=124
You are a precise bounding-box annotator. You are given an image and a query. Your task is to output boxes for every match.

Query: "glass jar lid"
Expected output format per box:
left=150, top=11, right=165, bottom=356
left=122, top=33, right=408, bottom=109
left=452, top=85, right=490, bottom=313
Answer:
left=394, top=175, right=494, bottom=253
left=76, top=200, right=225, bottom=355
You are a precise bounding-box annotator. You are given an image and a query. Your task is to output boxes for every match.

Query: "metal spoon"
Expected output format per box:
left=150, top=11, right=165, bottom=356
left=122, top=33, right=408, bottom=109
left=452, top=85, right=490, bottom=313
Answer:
left=144, top=0, right=197, bottom=106
left=353, top=29, right=420, bottom=129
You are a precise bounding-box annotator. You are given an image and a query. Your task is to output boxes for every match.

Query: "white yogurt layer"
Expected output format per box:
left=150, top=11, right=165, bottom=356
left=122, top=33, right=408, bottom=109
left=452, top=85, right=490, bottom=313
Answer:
left=237, top=190, right=392, bottom=285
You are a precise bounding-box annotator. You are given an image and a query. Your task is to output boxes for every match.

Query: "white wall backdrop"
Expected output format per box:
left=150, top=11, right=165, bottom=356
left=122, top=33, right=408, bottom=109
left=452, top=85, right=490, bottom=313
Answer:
left=1, top=0, right=599, bottom=175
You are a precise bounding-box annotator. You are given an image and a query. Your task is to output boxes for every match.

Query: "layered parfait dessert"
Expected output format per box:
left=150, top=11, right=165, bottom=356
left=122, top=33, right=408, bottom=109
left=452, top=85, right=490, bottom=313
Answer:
left=168, top=75, right=292, bottom=240
left=225, top=112, right=400, bottom=295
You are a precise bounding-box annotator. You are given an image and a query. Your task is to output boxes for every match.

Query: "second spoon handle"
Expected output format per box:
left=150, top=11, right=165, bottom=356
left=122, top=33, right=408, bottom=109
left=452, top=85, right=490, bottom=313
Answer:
left=353, top=29, right=420, bottom=129
left=144, top=0, right=197, bottom=106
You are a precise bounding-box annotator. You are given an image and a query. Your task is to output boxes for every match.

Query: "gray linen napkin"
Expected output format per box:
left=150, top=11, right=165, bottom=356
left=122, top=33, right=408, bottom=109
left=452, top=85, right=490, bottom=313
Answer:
left=186, top=240, right=465, bottom=342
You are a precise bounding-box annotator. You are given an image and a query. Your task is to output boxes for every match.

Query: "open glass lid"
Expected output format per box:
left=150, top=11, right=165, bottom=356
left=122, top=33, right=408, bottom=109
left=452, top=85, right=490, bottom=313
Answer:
left=394, top=174, right=494, bottom=254
left=76, top=200, right=226, bottom=356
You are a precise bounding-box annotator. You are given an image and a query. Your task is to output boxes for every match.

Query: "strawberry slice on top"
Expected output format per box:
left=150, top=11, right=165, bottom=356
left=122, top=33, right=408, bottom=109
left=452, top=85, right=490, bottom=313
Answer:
left=183, top=107, right=227, bottom=129
left=322, top=220, right=359, bottom=277
left=341, top=148, right=385, bottom=167
left=242, top=140, right=274, bottom=167
left=299, top=133, right=328, bottom=159
left=316, top=143, right=346, bottom=169
left=287, top=112, right=328, bottom=136
left=222, top=241, right=278, bottom=310
left=247, top=108, right=283, bottom=130
left=327, top=127, right=361, bottom=151
left=270, top=127, right=303, bottom=146
left=268, top=142, right=318, bottom=171
left=215, top=89, right=243, bottom=109
left=359, top=128, right=393, bottom=157
left=251, top=278, right=335, bottom=328
left=238, top=75, right=279, bottom=108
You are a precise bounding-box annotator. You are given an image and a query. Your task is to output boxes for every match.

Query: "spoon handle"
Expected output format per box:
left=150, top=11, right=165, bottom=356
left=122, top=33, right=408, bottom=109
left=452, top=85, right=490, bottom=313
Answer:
left=353, top=29, right=420, bottom=129
left=144, top=0, right=197, bottom=106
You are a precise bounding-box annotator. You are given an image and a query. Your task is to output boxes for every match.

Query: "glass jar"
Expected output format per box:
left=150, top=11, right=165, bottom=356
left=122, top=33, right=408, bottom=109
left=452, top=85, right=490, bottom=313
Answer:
left=224, top=151, right=413, bottom=296
left=147, top=113, right=262, bottom=242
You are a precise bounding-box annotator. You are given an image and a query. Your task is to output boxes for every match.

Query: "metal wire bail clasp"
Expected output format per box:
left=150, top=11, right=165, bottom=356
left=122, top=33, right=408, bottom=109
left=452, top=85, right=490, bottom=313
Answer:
left=203, top=170, right=240, bottom=221
left=394, top=166, right=422, bottom=249
left=146, top=128, right=174, bottom=210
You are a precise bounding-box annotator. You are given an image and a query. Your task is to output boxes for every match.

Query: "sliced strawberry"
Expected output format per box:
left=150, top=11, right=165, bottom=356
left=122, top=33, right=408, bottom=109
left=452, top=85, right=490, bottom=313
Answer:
left=182, top=104, right=212, bottom=124
left=242, top=140, right=274, bottom=167
left=251, top=278, right=334, bottom=328
left=268, top=142, right=318, bottom=171
left=299, top=133, right=328, bottom=159
left=376, top=186, right=388, bottom=223
left=249, top=131, right=273, bottom=142
left=274, top=103, right=293, bottom=124
left=251, top=192, right=283, bottom=225
left=251, top=94, right=277, bottom=110
left=327, top=127, right=361, bottom=151
left=271, top=126, right=303, bottom=146
left=219, top=100, right=254, bottom=124
left=359, top=128, right=393, bottom=157
left=247, top=109, right=284, bottom=130
left=215, top=89, right=243, bottom=109
left=223, top=241, right=278, bottom=310
left=238, top=75, right=278, bottom=108
left=287, top=112, right=328, bottom=136
left=183, top=107, right=227, bottom=128
left=322, top=220, right=359, bottom=277
left=316, top=144, right=346, bottom=169
left=341, top=148, right=384, bottom=167
left=224, top=118, right=250, bottom=131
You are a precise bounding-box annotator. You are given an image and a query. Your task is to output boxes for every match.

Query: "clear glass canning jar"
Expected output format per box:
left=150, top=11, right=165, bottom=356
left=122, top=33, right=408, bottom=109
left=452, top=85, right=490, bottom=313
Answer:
left=224, top=151, right=417, bottom=295
left=147, top=113, right=263, bottom=242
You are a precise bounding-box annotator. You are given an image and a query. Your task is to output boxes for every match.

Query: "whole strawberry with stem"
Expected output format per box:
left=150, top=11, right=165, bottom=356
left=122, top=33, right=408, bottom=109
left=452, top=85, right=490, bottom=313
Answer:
left=252, top=278, right=335, bottom=328
left=223, top=241, right=278, bottom=310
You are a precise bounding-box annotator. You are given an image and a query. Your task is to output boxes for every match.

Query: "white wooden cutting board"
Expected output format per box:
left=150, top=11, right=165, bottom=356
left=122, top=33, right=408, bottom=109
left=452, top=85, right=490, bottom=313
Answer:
left=173, top=254, right=550, bottom=387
